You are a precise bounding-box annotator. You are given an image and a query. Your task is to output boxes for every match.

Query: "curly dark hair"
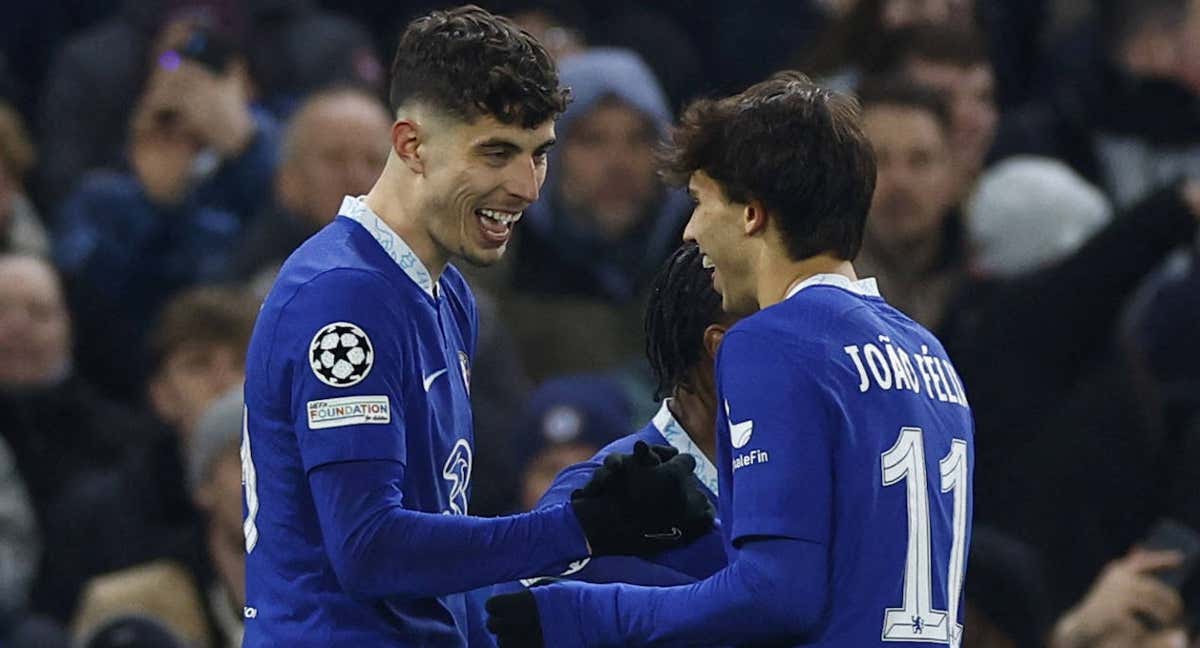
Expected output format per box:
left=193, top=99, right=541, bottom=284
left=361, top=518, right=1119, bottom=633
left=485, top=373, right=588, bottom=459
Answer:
left=389, top=5, right=570, bottom=128
left=661, top=71, right=876, bottom=261
left=645, top=243, right=725, bottom=401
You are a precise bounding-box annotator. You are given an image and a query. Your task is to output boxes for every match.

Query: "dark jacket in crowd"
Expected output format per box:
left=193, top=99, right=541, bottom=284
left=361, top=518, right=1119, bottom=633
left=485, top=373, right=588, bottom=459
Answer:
left=939, top=183, right=1198, bottom=611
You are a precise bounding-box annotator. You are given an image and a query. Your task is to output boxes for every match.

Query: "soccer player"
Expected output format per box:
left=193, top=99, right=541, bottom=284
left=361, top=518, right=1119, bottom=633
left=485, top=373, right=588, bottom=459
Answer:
left=517, top=243, right=735, bottom=589
left=240, top=6, right=712, bottom=646
left=487, top=71, right=976, bottom=646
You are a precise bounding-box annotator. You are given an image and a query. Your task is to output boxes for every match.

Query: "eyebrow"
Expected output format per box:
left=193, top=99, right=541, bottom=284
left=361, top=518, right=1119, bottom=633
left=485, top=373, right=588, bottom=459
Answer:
left=475, top=137, right=557, bottom=153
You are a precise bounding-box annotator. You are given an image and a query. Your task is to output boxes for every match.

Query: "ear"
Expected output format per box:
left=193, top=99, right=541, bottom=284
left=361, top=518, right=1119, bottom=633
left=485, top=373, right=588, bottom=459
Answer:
left=744, top=198, right=768, bottom=236
left=702, top=324, right=727, bottom=361
left=391, top=120, right=424, bottom=174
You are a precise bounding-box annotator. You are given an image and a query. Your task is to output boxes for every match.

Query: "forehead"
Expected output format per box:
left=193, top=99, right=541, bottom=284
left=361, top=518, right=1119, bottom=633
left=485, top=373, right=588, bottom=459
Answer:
left=863, top=105, right=946, bottom=145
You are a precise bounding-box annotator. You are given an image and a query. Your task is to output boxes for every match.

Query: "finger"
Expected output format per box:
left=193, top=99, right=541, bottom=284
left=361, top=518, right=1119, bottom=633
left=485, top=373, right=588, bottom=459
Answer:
left=1126, top=549, right=1185, bottom=573
left=649, top=444, right=679, bottom=462
left=632, top=441, right=660, bottom=467
left=1127, top=577, right=1185, bottom=625
left=603, top=452, right=629, bottom=471
left=662, top=453, right=698, bottom=477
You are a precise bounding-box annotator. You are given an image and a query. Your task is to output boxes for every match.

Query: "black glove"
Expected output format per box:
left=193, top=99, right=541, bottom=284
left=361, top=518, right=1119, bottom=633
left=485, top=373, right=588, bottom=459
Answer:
left=570, top=441, right=715, bottom=556
left=486, top=590, right=543, bottom=648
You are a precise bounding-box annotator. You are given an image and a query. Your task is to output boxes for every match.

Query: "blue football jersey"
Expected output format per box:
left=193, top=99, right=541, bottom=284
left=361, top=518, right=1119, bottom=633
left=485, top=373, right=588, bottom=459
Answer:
left=242, top=196, right=478, bottom=646
left=716, top=274, right=975, bottom=646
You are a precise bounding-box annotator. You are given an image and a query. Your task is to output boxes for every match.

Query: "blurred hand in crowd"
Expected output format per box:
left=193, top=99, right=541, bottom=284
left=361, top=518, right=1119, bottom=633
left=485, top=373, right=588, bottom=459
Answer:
left=1051, top=550, right=1189, bottom=648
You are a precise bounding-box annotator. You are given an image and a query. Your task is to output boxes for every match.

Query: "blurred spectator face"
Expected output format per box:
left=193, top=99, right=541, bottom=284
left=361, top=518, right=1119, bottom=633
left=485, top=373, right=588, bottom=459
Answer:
left=0, top=255, right=71, bottom=387
left=882, top=0, right=956, bottom=30
left=277, top=92, right=392, bottom=228
left=907, top=58, right=997, bottom=183
left=863, top=104, right=954, bottom=249
left=197, top=446, right=246, bottom=603
left=150, top=343, right=243, bottom=438
left=520, top=443, right=598, bottom=510
left=559, top=96, right=660, bottom=240
left=511, top=10, right=585, bottom=61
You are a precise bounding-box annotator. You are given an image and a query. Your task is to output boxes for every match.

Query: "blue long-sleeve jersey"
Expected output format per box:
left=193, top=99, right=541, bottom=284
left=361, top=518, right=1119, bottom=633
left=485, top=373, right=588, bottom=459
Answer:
left=530, top=274, right=976, bottom=646
left=242, top=196, right=590, bottom=646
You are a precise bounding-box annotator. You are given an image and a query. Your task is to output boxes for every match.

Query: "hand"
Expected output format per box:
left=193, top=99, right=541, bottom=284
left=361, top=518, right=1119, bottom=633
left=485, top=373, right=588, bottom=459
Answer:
left=486, top=590, right=543, bottom=648
left=1050, top=550, right=1186, bottom=648
left=170, top=60, right=255, bottom=157
left=570, top=441, right=715, bottom=556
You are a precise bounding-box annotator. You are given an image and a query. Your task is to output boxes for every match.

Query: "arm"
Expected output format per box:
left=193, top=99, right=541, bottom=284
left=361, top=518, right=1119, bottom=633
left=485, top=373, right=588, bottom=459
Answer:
left=309, top=459, right=589, bottom=599
left=512, top=537, right=824, bottom=646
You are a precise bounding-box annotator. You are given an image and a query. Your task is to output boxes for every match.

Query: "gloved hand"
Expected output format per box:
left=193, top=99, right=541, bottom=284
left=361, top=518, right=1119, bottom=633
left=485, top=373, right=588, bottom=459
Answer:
left=486, top=590, right=543, bottom=648
left=570, top=441, right=715, bottom=556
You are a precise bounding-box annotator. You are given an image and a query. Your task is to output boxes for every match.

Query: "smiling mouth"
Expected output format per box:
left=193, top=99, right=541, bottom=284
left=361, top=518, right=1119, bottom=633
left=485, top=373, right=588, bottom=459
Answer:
left=475, top=208, right=523, bottom=244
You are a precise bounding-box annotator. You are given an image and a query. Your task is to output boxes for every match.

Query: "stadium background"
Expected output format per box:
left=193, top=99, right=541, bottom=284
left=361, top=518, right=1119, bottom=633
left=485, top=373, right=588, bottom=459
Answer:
left=0, top=0, right=1198, bottom=645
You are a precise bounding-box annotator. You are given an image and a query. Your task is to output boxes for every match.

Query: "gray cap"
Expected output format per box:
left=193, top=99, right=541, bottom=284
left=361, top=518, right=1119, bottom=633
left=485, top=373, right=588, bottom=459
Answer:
left=188, top=385, right=244, bottom=495
left=967, top=156, right=1112, bottom=278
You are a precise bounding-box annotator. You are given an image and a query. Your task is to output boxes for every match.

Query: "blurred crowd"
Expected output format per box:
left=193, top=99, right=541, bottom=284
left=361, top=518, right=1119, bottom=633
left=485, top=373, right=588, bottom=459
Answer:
left=0, top=0, right=1198, bottom=646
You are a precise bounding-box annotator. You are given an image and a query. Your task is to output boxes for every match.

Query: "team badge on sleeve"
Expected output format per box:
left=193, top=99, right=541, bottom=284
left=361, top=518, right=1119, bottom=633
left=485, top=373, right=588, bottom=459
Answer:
left=309, top=322, right=374, bottom=387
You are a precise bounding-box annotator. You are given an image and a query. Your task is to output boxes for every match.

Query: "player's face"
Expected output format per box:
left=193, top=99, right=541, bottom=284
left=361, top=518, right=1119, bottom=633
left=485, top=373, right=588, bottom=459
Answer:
left=862, top=105, right=954, bottom=250
left=422, top=115, right=556, bottom=267
left=683, top=171, right=759, bottom=316
left=0, top=257, right=71, bottom=387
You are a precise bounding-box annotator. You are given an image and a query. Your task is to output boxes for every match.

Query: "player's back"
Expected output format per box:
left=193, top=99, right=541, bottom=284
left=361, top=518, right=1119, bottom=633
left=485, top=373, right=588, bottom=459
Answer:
left=716, top=275, right=974, bottom=647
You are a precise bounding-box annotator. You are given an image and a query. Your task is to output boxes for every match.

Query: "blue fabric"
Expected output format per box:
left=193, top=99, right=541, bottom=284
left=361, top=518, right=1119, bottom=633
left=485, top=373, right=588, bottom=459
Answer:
left=529, top=282, right=976, bottom=646
left=242, top=216, right=589, bottom=646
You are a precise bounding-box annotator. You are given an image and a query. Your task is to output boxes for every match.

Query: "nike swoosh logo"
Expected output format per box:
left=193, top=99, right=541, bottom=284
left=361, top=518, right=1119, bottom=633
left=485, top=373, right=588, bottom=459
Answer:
left=422, top=368, right=448, bottom=392
left=725, top=400, right=754, bottom=449
left=643, top=527, right=683, bottom=540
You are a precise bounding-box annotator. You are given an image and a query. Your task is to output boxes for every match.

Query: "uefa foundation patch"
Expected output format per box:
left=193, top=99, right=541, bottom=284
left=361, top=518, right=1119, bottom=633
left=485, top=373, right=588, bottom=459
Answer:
left=307, top=396, right=390, bottom=429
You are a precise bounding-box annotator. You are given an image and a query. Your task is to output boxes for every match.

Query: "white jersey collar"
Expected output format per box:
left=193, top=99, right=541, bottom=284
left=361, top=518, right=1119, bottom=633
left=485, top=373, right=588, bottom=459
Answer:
left=785, top=273, right=880, bottom=300
left=338, top=195, right=436, bottom=298
left=652, top=399, right=719, bottom=496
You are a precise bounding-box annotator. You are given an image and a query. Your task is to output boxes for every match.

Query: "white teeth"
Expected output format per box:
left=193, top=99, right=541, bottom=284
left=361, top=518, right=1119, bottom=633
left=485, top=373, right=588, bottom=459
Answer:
left=701, top=255, right=715, bottom=269
left=478, top=209, right=522, bottom=225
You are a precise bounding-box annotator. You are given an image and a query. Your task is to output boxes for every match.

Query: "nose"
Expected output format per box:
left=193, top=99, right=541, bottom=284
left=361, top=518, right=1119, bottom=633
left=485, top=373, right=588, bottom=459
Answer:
left=508, top=157, right=541, bottom=204
left=682, top=213, right=698, bottom=243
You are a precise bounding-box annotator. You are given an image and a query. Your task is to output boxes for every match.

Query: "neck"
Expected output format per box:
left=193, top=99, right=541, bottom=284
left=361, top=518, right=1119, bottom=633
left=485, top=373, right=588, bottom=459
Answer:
left=758, top=251, right=857, bottom=310
left=668, top=388, right=717, bottom=462
left=363, top=167, right=448, bottom=281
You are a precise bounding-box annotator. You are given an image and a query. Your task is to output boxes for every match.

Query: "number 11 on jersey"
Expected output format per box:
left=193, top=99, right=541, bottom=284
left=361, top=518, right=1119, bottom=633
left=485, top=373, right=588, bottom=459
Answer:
left=881, top=427, right=969, bottom=646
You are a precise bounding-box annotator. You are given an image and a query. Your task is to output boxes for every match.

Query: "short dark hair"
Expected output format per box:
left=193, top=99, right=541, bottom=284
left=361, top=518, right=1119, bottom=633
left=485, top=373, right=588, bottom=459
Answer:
left=148, top=286, right=259, bottom=374
left=389, top=5, right=569, bottom=128
left=645, top=243, right=724, bottom=401
left=857, top=75, right=952, bottom=132
left=662, top=71, right=877, bottom=261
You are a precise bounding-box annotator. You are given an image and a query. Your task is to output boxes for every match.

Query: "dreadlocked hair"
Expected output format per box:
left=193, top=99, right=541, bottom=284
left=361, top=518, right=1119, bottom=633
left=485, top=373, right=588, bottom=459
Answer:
left=644, top=243, right=724, bottom=401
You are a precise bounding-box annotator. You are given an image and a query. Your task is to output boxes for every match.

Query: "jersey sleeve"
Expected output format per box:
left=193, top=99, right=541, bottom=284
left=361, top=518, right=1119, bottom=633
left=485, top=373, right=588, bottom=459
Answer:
left=274, top=269, right=410, bottom=472
left=718, top=328, right=837, bottom=544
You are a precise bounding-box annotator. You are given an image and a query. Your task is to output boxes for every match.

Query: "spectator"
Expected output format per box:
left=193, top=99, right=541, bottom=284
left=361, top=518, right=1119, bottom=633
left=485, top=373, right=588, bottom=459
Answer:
left=854, top=79, right=965, bottom=329
left=0, top=103, right=48, bottom=256
left=0, top=436, right=39, bottom=632
left=962, top=526, right=1052, bottom=648
left=33, top=286, right=258, bottom=623
left=876, top=25, right=1000, bottom=200
left=514, top=375, right=630, bottom=510
left=965, top=156, right=1111, bottom=278
left=505, top=0, right=587, bottom=61
left=938, top=179, right=1200, bottom=611
left=36, top=0, right=380, bottom=204
left=53, top=33, right=278, bottom=399
left=72, top=565, right=204, bottom=648
left=997, top=0, right=1200, bottom=208
left=505, top=48, right=689, bottom=379
left=229, top=86, right=391, bottom=283
left=185, top=387, right=248, bottom=647
left=0, top=253, right=148, bottom=530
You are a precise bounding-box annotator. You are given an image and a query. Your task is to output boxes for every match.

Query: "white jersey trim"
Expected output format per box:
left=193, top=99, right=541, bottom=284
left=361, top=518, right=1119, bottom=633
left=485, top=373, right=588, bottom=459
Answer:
left=786, top=273, right=881, bottom=300
left=338, top=195, right=437, bottom=298
left=652, top=399, right=719, bottom=496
